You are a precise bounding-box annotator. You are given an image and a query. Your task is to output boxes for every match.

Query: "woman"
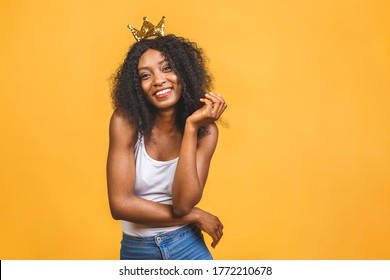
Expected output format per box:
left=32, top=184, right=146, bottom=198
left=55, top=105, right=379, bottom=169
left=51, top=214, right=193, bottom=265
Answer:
left=107, top=28, right=227, bottom=260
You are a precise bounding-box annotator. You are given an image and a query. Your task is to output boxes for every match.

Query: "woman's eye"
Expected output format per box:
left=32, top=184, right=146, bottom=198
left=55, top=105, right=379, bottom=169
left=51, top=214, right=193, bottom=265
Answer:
left=162, top=65, right=172, bottom=72
left=139, top=73, right=150, bottom=80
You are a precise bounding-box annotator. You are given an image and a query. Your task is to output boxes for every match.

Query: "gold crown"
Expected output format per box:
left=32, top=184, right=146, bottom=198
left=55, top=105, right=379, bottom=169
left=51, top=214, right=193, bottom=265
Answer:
left=128, top=16, right=165, bottom=41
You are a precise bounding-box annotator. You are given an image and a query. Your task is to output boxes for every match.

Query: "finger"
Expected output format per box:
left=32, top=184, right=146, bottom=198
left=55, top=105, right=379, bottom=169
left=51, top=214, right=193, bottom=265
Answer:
left=211, top=103, right=222, bottom=116
left=213, top=92, right=224, bottom=98
left=217, top=227, right=223, bottom=240
left=211, top=233, right=218, bottom=248
left=204, top=99, right=214, bottom=115
left=211, top=237, right=218, bottom=248
left=200, top=98, right=213, bottom=106
left=213, top=103, right=226, bottom=120
left=216, top=102, right=227, bottom=117
left=216, top=221, right=224, bottom=240
left=213, top=99, right=227, bottom=116
left=208, top=92, right=226, bottom=105
left=199, top=98, right=213, bottom=114
left=214, top=94, right=226, bottom=104
left=206, top=93, right=224, bottom=104
left=206, top=93, right=226, bottom=116
left=200, top=98, right=212, bottom=105
left=213, top=229, right=223, bottom=247
left=209, top=99, right=223, bottom=116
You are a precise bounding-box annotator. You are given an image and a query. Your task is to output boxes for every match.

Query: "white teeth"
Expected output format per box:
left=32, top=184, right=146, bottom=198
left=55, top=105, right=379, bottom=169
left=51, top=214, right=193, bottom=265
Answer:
left=155, top=89, right=171, bottom=96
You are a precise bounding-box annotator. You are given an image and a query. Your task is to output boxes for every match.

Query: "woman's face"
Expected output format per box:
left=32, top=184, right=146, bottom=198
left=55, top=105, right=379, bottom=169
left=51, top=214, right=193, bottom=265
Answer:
left=137, top=49, right=182, bottom=111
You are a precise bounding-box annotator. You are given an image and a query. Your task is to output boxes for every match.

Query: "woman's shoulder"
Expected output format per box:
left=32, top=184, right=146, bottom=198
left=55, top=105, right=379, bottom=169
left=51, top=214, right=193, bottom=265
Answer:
left=203, top=122, right=219, bottom=139
left=206, top=122, right=219, bottom=134
left=109, top=109, right=139, bottom=147
left=198, top=122, right=219, bottom=146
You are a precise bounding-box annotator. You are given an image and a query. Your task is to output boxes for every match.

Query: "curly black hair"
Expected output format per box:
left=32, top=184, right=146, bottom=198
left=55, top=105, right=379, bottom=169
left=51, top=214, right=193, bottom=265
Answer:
left=111, top=34, right=214, bottom=140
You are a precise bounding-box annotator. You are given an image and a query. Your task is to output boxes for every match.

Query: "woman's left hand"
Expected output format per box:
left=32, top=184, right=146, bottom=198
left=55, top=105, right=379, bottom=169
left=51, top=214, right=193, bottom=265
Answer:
left=186, top=92, right=227, bottom=130
left=189, top=207, right=224, bottom=248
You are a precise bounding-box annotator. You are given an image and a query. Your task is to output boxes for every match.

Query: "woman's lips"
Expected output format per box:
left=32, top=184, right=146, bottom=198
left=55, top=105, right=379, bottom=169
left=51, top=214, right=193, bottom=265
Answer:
left=155, top=88, right=172, bottom=99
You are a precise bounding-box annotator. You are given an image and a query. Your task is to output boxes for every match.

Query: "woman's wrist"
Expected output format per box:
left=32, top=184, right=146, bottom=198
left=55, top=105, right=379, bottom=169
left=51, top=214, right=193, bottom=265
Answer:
left=185, top=119, right=201, bottom=133
left=185, top=207, right=202, bottom=225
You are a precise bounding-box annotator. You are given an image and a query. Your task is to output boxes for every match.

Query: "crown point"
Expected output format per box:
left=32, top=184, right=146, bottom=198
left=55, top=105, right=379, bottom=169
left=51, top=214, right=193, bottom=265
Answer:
left=128, top=16, right=166, bottom=41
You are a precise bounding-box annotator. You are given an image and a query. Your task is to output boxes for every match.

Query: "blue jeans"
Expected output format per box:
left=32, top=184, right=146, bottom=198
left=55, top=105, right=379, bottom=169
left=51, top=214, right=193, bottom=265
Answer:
left=120, top=224, right=213, bottom=260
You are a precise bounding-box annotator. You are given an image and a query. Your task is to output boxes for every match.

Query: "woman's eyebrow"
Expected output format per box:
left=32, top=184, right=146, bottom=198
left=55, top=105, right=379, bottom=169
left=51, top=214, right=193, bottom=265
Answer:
left=138, top=59, right=168, bottom=71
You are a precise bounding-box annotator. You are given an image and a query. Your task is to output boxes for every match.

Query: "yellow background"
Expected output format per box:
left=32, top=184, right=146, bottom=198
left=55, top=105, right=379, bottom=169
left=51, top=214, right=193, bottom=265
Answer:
left=1, top=0, right=389, bottom=259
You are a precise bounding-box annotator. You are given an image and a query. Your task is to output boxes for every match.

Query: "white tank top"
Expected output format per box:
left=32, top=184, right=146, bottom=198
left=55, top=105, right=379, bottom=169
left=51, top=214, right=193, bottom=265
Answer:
left=121, top=134, right=186, bottom=237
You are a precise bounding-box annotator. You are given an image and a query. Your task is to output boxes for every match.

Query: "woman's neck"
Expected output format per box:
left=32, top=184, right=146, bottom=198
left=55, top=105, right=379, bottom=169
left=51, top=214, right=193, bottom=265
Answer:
left=153, top=108, right=179, bottom=135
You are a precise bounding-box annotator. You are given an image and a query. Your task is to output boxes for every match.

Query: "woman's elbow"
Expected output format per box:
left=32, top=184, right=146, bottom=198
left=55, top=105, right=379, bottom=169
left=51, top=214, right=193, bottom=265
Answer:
left=172, top=204, right=193, bottom=217
left=109, top=200, right=127, bottom=220
left=172, top=193, right=202, bottom=217
left=110, top=206, right=123, bottom=220
left=108, top=193, right=136, bottom=221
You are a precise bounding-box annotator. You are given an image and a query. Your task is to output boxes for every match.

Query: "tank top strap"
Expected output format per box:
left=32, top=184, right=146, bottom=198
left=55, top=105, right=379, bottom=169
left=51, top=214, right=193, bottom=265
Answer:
left=134, top=132, right=143, bottom=152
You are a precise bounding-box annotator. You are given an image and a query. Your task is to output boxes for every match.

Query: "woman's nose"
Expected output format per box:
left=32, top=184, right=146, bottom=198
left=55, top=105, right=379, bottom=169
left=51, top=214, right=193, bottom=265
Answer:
left=153, top=72, right=166, bottom=86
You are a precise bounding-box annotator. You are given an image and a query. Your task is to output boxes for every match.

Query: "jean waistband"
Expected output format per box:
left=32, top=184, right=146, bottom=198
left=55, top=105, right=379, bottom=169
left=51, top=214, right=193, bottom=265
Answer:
left=122, top=223, right=199, bottom=245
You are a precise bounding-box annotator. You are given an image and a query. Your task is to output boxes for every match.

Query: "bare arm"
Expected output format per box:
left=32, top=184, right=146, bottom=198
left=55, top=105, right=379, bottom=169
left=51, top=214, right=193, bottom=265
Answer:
left=106, top=110, right=223, bottom=247
left=107, top=110, right=192, bottom=226
left=172, top=92, right=227, bottom=216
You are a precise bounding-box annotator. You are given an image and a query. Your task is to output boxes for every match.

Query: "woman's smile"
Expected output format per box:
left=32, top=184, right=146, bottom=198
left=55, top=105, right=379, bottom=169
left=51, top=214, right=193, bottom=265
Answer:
left=154, top=87, right=173, bottom=99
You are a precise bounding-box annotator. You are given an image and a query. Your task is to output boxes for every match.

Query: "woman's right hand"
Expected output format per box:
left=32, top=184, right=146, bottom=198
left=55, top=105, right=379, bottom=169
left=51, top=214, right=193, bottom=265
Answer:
left=190, top=207, right=224, bottom=248
left=186, top=92, right=227, bottom=131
